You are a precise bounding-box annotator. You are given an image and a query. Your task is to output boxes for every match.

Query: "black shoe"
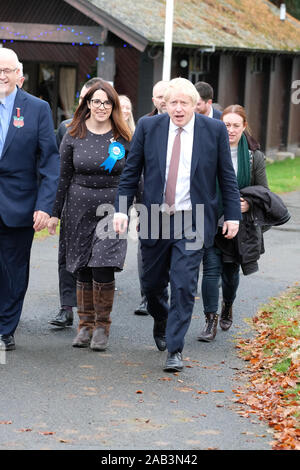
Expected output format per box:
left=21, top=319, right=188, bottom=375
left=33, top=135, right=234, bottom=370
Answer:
left=49, top=308, right=73, bottom=327
left=153, top=319, right=167, bottom=351
left=164, top=352, right=183, bottom=372
left=134, top=297, right=149, bottom=315
left=0, top=334, right=15, bottom=351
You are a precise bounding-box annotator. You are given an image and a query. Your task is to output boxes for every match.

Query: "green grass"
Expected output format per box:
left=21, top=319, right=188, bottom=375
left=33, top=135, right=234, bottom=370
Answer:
left=266, top=156, right=300, bottom=194
left=34, top=222, right=60, bottom=240
left=273, top=358, right=292, bottom=374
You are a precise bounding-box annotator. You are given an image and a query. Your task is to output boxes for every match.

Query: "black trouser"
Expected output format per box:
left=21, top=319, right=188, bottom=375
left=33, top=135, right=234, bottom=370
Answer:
left=0, top=217, right=34, bottom=336
left=141, top=212, right=204, bottom=354
left=77, top=267, right=115, bottom=284
left=58, top=216, right=77, bottom=307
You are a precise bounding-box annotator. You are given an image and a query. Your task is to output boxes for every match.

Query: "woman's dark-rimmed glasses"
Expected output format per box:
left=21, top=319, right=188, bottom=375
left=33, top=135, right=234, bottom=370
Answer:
left=90, top=99, right=113, bottom=109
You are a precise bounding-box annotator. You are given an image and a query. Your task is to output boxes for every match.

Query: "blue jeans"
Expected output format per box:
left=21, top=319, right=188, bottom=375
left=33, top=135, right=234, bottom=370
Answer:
left=201, top=246, right=240, bottom=314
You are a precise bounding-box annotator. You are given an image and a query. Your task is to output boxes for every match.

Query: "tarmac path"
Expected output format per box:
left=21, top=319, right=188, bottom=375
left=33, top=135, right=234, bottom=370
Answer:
left=0, top=192, right=299, bottom=451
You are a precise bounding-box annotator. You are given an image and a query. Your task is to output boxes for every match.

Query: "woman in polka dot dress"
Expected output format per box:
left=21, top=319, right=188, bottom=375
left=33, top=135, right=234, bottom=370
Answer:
left=48, top=80, right=132, bottom=351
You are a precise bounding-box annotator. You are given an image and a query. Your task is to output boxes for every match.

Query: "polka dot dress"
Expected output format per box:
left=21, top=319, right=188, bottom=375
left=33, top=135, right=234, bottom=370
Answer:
left=52, top=129, right=128, bottom=274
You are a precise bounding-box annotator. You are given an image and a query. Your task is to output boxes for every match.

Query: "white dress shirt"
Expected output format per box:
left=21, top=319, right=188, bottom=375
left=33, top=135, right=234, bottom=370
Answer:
left=162, top=114, right=195, bottom=212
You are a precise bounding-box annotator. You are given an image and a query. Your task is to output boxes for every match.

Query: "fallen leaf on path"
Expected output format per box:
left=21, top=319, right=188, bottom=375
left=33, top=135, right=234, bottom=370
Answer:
left=175, top=386, right=194, bottom=392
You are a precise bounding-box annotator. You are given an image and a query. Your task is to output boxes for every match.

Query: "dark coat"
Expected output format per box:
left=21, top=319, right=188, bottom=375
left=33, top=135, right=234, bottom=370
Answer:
left=115, top=112, right=242, bottom=248
left=215, top=186, right=290, bottom=275
left=0, top=88, right=60, bottom=227
left=56, top=118, right=72, bottom=147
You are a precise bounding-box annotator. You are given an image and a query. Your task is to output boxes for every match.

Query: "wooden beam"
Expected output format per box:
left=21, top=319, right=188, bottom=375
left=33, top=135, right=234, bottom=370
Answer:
left=64, top=0, right=148, bottom=52
left=0, top=23, right=105, bottom=45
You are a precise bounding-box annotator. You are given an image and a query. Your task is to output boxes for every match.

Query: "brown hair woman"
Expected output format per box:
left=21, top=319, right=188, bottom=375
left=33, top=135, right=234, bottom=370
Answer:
left=199, top=104, right=269, bottom=342
left=48, top=80, right=131, bottom=351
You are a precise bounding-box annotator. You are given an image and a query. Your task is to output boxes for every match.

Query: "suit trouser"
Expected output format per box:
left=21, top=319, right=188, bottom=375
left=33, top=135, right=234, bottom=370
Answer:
left=0, top=217, right=34, bottom=336
left=140, top=213, right=204, bottom=354
left=58, top=216, right=77, bottom=308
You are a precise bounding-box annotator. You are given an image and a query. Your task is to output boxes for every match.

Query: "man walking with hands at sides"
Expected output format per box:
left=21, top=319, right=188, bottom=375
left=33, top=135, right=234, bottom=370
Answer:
left=114, top=77, right=241, bottom=373
left=0, top=48, right=59, bottom=351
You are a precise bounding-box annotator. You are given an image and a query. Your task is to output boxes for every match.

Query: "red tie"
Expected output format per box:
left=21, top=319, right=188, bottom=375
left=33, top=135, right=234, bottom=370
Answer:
left=165, top=127, right=183, bottom=212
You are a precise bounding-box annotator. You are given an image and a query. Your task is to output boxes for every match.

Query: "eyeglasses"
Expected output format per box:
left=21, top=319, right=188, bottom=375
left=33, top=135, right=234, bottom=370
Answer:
left=90, top=99, right=113, bottom=109
left=0, top=68, right=17, bottom=76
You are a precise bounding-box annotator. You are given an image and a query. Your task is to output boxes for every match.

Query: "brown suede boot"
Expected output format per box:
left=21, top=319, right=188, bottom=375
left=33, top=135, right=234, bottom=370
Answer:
left=197, top=313, right=219, bottom=342
left=219, top=301, right=233, bottom=331
left=90, top=280, right=115, bottom=351
left=72, top=281, right=95, bottom=348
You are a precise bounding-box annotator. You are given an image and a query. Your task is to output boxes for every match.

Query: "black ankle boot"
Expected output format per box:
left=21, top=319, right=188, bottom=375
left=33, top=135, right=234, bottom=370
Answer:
left=197, top=313, right=218, bottom=342
left=219, top=301, right=233, bottom=331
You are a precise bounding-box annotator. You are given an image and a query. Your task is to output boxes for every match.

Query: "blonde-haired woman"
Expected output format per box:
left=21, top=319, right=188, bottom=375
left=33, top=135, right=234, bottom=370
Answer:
left=119, top=95, right=135, bottom=136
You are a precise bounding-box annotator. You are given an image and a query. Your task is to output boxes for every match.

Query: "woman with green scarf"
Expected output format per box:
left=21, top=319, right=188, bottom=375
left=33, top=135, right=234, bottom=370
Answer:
left=198, top=105, right=269, bottom=342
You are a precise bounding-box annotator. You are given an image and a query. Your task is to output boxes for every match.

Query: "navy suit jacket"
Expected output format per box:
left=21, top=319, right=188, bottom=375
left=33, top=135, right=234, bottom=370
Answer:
left=212, top=108, right=222, bottom=120
left=115, top=112, right=241, bottom=247
left=0, top=88, right=60, bottom=227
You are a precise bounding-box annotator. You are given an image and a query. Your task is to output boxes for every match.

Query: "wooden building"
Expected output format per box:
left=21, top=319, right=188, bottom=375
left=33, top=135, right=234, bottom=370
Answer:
left=1, top=0, right=300, bottom=156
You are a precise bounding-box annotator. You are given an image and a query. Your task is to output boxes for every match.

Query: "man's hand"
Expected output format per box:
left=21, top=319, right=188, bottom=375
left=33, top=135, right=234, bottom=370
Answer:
left=113, top=213, right=128, bottom=234
left=222, top=221, right=239, bottom=239
left=33, top=210, right=50, bottom=232
left=47, top=217, right=59, bottom=235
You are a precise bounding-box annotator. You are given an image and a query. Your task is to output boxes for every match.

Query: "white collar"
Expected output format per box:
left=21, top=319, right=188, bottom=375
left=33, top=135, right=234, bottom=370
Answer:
left=169, top=113, right=195, bottom=134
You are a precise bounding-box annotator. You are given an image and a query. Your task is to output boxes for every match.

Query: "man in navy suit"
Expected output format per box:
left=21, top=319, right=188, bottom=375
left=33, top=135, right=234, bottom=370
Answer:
left=114, top=78, right=241, bottom=372
left=0, top=48, right=60, bottom=350
left=195, top=81, right=222, bottom=120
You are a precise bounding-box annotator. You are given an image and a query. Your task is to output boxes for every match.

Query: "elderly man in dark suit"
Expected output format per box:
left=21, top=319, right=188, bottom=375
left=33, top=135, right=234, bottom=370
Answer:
left=114, top=77, right=241, bottom=373
left=0, top=48, right=60, bottom=351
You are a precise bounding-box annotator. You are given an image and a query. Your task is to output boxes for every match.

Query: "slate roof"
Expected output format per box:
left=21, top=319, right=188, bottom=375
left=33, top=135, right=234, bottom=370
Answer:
left=70, top=0, right=300, bottom=52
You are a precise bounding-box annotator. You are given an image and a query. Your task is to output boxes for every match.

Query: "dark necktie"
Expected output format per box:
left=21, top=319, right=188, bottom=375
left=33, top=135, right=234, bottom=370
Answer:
left=165, top=127, right=183, bottom=211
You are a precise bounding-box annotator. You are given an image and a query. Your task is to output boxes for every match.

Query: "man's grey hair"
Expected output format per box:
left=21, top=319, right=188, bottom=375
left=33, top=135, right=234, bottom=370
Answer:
left=17, top=62, right=23, bottom=77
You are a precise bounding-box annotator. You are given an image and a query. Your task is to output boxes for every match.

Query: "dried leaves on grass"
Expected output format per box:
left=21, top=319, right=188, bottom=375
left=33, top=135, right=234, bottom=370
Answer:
left=234, top=285, right=300, bottom=450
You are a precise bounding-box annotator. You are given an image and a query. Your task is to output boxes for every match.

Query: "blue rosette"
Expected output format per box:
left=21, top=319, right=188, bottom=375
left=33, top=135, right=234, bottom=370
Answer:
left=100, top=142, right=126, bottom=173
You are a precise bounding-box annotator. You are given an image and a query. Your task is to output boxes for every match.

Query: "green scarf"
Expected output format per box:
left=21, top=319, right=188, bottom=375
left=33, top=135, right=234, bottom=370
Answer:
left=236, top=133, right=251, bottom=189
left=217, top=132, right=251, bottom=217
